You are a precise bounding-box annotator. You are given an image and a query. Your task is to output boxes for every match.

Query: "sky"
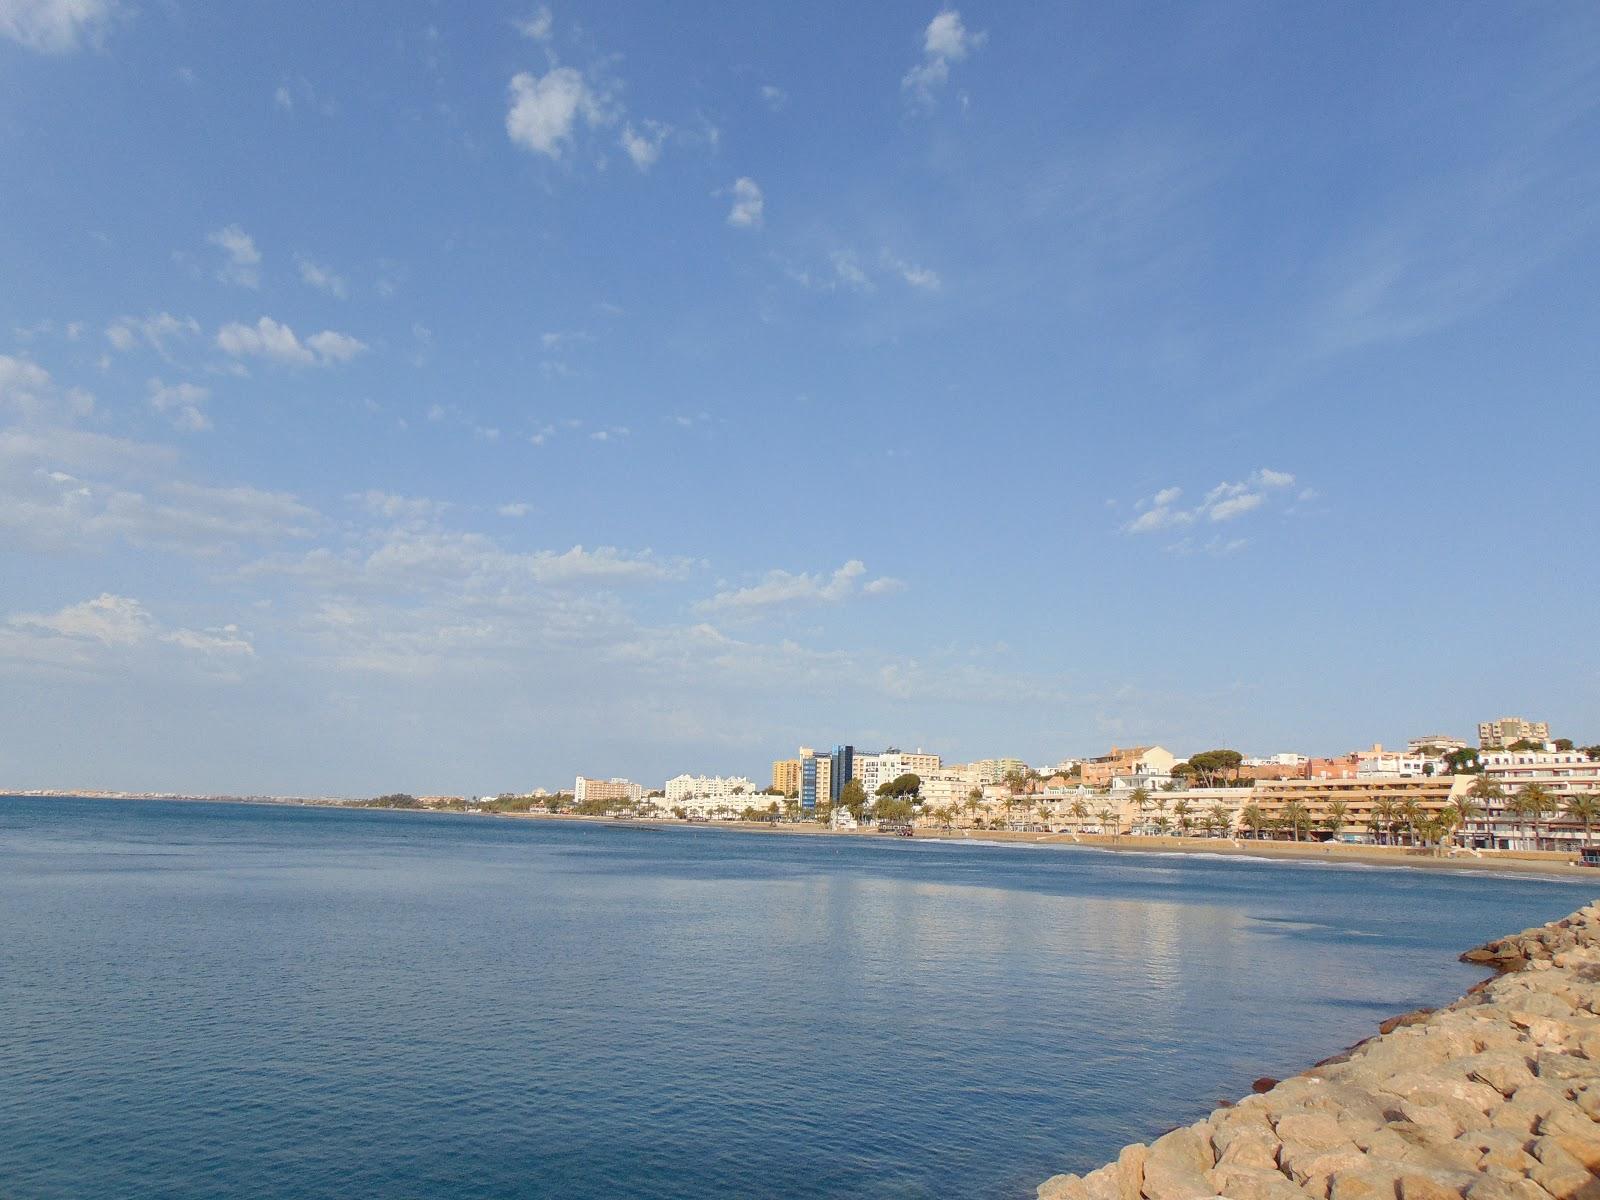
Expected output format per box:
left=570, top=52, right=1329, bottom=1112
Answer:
left=2, top=1, right=1597, bottom=796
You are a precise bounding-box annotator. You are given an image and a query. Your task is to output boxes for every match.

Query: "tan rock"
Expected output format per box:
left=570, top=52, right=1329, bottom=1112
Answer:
left=1395, top=1169, right=1474, bottom=1200
left=1041, top=1173, right=1086, bottom=1200
left=1207, top=1164, right=1305, bottom=1200
left=1463, top=1175, right=1556, bottom=1200
left=1276, top=1113, right=1350, bottom=1153
left=1278, top=1140, right=1367, bottom=1191
left=1328, top=1166, right=1399, bottom=1200
left=1460, top=1052, right=1539, bottom=1097
left=1533, top=1132, right=1600, bottom=1172
left=1214, top=1116, right=1282, bottom=1173
left=1117, top=1142, right=1149, bottom=1200
left=1141, top=1127, right=1216, bottom=1200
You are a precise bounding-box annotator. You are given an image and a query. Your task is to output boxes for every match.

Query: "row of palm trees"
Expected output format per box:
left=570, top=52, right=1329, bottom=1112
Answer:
left=916, top=780, right=1600, bottom=853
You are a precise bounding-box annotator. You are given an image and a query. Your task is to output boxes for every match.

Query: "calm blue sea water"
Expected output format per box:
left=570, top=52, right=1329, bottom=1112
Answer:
left=0, top=797, right=1591, bottom=1199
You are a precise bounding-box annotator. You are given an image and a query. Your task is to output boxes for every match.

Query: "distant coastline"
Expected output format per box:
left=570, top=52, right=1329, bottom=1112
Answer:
left=8, top=792, right=1593, bottom=879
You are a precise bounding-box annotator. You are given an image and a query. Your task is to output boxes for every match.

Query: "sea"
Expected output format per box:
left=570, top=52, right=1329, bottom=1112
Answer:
left=1, top=796, right=1591, bottom=1199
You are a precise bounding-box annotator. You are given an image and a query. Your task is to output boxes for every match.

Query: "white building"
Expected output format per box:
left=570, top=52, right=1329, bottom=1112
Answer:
left=1480, top=750, right=1600, bottom=801
left=853, top=749, right=942, bottom=797
left=664, top=774, right=756, bottom=804
left=1407, top=735, right=1468, bottom=755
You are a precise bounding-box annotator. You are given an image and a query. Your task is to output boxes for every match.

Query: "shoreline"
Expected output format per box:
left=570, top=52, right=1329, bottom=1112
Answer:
left=7, top=792, right=1593, bottom=880
left=496, top=812, right=1598, bottom=880
left=1037, top=902, right=1600, bottom=1200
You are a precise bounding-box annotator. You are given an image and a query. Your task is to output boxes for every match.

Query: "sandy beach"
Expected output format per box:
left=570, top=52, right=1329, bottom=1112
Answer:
left=497, top=811, right=1598, bottom=879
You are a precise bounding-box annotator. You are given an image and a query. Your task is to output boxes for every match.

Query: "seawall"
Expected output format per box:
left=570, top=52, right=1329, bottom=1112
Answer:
left=1038, top=902, right=1600, bottom=1200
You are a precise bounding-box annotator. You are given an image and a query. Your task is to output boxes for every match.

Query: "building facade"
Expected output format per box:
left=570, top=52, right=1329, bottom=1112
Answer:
left=1251, top=775, right=1472, bottom=835
left=573, top=776, right=644, bottom=805
left=798, top=747, right=833, bottom=812
left=1080, top=746, right=1177, bottom=788
left=1478, top=717, right=1551, bottom=750
left=771, top=758, right=801, bottom=796
left=664, top=774, right=755, bottom=804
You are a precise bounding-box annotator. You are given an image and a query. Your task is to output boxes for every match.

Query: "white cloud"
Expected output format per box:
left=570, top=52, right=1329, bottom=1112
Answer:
left=726, top=177, right=764, bottom=229
left=296, top=255, right=348, bottom=298
left=506, top=67, right=604, bottom=159
left=11, top=593, right=152, bottom=646
left=1207, top=493, right=1263, bottom=522
left=206, top=225, right=262, bottom=288
left=273, top=85, right=293, bottom=111
left=105, top=312, right=199, bottom=356
left=697, top=559, right=904, bottom=614
left=497, top=503, right=532, bottom=518
left=923, top=10, right=985, bottom=60
left=0, top=593, right=254, bottom=675
left=884, top=252, right=941, bottom=290
left=351, top=490, right=450, bottom=523
left=216, top=317, right=367, bottom=367
left=760, top=84, right=787, bottom=111
left=903, top=9, right=985, bottom=109
left=620, top=120, right=670, bottom=171
left=514, top=6, right=552, bottom=41
left=147, top=378, right=211, bottom=432
left=540, top=330, right=593, bottom=350
left=0, top=354, right=94, bottom=420
left=1124, top=469, right=1299, bottom=536
left=0, top=0, right=120, bottom=53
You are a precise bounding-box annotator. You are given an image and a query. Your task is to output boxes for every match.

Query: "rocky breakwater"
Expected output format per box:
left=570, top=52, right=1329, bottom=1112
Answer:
left=1039, top=902, right=1600, bottom=1200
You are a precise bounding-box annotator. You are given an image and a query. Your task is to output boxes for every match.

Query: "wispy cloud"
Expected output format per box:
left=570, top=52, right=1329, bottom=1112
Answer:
left=1123, top=468, right=1299, bottom=536
left=216, top=317, right=367, bottom=367
left=296, top=255, right=348, bottom=298
left=0, top=0, right=122, bottom=54
left=697, top=560, right=905, bottom=614
left=726, top=177, right=764, bottom=229
left=902, top=9, right=986, bottom=110
left=206, top=225, right=262, bottom=288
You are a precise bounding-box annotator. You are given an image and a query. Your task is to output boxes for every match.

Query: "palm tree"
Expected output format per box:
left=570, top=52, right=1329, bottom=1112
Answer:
left=1172, top=799, right=1192, bottom=837
left=1467, top=776, right=1504, bottom=846
left=1282, top=800, right=1311, bottom=843
left=1208, top=803, right=1232, bottom=839
left=1129, top=787, right=1152, bottom=832
left=1562, top=792, right=1600, bottom=849
left=1239, top=802, right=1264, bottom=840
left=1516, top=784, right=1557, bottom=851
left=1444, top=794, right=1482, bottom=851
left=1324, top=799, right=1349, bottom=841
left=1370, top=798, right=1398, bottom=846
left=1096, top=806, right=1116, bottom=839
left=1399, top=799, right=1424, bottom=847
left=964, top=789, right=982, bottom=827
left=1069, top=798, right=1089, bottom=833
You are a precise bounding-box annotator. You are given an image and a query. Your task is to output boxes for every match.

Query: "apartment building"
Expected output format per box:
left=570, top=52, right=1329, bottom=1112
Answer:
left=798, top=746, right=836, bottom=812
left=1252, top=775, right=1471, bottom=833
left=771, top=759, right=801, bottom=796
left=853, top=749, right=942, bottom=796
left=1080, top=746, right=1177, bottom=788
left=1408, top=735, right=1469, bottom=754
left=573, top=776, right=644, bottom=805
left=1478, top=717, right=1551, bottom=750
left=1480, top=750, right=1600, bottom=800
left=664, top=774, right=755, bottom=803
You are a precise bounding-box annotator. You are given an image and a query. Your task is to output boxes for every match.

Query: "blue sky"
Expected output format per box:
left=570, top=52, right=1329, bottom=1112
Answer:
left=2, top=1, right=1597, bottom=795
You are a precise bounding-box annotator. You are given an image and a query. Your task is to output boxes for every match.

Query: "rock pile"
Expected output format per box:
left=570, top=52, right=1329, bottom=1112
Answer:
left=1038, top=902, right=1600, bottom=1200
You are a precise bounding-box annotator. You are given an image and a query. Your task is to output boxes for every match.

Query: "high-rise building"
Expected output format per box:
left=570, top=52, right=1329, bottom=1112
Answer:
left=799, top=749, right=832, bottom=812
left=829, top=744, right=854, bottom=804
left=771, top=758, right=802, bottom=795
left=1477, top=717, right=1550, bottom=750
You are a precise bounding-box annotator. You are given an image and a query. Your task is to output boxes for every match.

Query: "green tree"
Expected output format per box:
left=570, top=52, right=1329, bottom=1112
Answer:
left=1128, top=786, right=1152, bottom=824
left=876, top=773, right=922, bottom=800
left=875, top=794, right=914, bottom=823
left=1324, top=798, right=1349, bottom=840
left=1507, top=738, right=1545, bottom=752
left=1561, top=793, right=1600, bottom=848
left=1445, top=793, right=1482, bottom=850
left=1096, top=806, right=1116, bottom=839
left=839, top=779, right=869, bottom=822
left=1208, top=803, right=1233, bottom=838
left=1444, top=748, right=1482, bottom=775
left=1069, top=798, right=1089, bottom=832
left=1239, top=802, right=1264, bottom=840
left=1553, top=739, right=1574, bottom=752
left=1188, top=750, right=1245, bottom=786
left=1515, top=783, right=1557, bottom=850
left=1282, top=800, right=1311, bottom=842
left=1172, top=799, right=1193, bottom=836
